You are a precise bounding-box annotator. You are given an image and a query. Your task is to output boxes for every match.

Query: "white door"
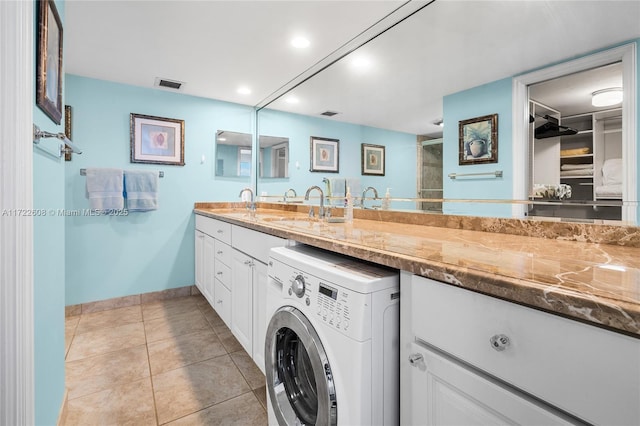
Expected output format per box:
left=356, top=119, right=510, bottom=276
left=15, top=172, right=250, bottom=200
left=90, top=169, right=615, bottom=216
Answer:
left=252, top=260, right=267, bottom=373
left=231, top=249, right=253, bottom=354
left=406, top=342, right=574, bottom=426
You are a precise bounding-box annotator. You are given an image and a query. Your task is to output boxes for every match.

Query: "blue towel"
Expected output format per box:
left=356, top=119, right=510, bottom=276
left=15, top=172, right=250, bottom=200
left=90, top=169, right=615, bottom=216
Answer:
left=124, top=170, right=158, bottom=211
left=85, top=168, right=124, bottom=210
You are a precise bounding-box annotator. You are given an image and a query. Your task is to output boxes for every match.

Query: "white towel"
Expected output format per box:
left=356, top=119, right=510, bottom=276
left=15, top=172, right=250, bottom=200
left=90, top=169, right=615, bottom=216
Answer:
left=124, top=170, right=158, bottom=211
left=345, top=177, right=361, bottom=199
left=329, top=178, right=346, bottom=205
left=85, top=168, right=124, bottom=210
left=601, top=158, right=623, bottom=185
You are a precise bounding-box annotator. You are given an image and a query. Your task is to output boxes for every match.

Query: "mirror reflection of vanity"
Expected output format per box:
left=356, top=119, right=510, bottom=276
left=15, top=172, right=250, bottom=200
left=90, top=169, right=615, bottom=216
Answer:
left=249, top=1, right=639, bottom=225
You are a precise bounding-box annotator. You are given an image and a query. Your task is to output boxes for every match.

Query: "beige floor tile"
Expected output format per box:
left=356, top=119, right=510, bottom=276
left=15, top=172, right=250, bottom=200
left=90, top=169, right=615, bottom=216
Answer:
left=75, top=305, right=142, bottom=335
left=144, top=309, right=211, bottom=343
left=216, top=328, right=244, bottom=353
left=66, top=345, right=150, bottom=400
left=63, top=377, right=156, bottom=426
left=198, top=303, right=225, bottom=329
left=193, top=294, right=208, bottom=307
left=230, top=350, right=265, bottom=390
left=66, top=322, right=146, bottom=362
left=166, top=392, right=267, bottom=426
left=148, top=329, right=226, bottom=376
left=253, top=385, right=268, bottom=411
left=152, top=355, right=251, bottom=424
left=142, top=296, right=198, bottom=321
left=65, top=316, right=80, bottom=357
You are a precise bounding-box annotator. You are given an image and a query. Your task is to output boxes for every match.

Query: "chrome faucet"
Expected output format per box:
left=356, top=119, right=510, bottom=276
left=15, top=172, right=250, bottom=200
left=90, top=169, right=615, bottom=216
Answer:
left=304, top=185, right=324, bottom=218
left=239, top=187, right=256, bottom=213
left=283, top=188, right=297, bottom=203
left=361, top=186, right=379, bottom=208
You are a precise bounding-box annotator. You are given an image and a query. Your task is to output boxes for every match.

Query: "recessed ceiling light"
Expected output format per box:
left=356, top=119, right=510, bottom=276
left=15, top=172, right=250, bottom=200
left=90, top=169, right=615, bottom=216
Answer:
left=592, top=87, right=622, bottom=107
left=350, top=55, right=372, bottom=70
left=291, top=37, right=310, bottom=49
left=285, top=96, right=299, bottom=104
left=237, top=86, right=251, bottom=95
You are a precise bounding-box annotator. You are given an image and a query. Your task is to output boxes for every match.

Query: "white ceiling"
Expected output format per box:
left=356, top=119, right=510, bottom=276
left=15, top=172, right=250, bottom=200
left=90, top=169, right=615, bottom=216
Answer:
left=65, top=1, right=640, bottom=137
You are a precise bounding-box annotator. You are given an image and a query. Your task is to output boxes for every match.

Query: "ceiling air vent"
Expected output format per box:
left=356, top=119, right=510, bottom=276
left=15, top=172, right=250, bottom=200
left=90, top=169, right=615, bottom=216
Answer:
left=320, top=111, right=339, bottom=117
left=154, top=77, right=184, bottom=90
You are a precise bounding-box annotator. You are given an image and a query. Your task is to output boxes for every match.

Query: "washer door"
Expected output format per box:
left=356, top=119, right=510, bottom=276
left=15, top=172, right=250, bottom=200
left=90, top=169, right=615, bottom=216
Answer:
left=265, top=306, right=337, bottom=426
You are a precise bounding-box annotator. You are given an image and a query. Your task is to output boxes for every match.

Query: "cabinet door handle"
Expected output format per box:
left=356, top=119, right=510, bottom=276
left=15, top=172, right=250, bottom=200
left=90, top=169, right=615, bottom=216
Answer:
left=217, top=271, right=223, bottom=275
left=244, top=260, right=252, bottom=266
left=217, top=250, right=223, bottom=255
left=408, top=353, right=423, bottom=366
left=217, top=230, right=224, bottom=234
left=490, top=334, right=511, bottom=351
left=216, top=299, right=222, bottom=304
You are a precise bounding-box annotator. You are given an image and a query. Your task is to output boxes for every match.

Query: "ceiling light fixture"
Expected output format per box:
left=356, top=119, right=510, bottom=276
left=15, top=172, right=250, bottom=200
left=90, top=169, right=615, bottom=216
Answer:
left=285, top=96, right=299, bottom=104
left=237, top=86, right=251, bottom=95
left=291, top=37, right=310, bottom=49
left=591, top=87, right=622, bottom=107
left=433, top=119, right=444, bottom=127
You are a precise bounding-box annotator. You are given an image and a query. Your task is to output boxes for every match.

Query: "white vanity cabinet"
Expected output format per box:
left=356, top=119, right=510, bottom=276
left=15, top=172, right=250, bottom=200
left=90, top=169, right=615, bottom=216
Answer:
left=231, top=224, right=286, bottom=373
left=196, top=214, right=286, bottom=373
left=401, top=272, right=640, bottom=426
left=195, top=215, right=232, bottom=326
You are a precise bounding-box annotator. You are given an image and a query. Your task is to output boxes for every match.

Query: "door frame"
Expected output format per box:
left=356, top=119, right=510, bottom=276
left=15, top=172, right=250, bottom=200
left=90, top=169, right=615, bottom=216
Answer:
left=0, top=1, right=35, bottom=423
left=512, top=42, right=637, bottom=222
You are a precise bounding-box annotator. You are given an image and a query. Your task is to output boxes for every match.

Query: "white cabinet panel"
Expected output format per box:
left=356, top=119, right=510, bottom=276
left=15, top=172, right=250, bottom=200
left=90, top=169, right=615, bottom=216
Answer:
left=410, top=275, right=640, bottom=425
left=252, top=260, right=267, bottom=374
left=232, top=224, right=286, bottom=263
left=202, top=233, right=215, bottom=305
left=406, top=342, right=573, bottom=426
left=231, top=249, right=254, bottom=355
left=194, top=230, right=205, bottom=293
left=214, top=279, right=231, bottom=328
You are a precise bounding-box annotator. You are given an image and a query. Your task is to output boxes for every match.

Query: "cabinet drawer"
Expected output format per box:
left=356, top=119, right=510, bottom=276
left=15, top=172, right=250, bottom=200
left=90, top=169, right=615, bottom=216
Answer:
left=215, top=260, right=232, bottom=290
left=232, top=224, right=286, bottom=263
left=411, top=275, right=640, bottom=426
left=214, top=240, right=232, bottom=267
left=214, top=279, right=231, bottom=328
left=195, top=215, right=232, bottom=244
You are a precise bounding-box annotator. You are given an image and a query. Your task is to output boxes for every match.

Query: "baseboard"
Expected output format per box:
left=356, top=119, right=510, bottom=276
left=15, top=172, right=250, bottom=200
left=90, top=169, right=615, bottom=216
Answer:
left=65, top=285, right=199, bottom=317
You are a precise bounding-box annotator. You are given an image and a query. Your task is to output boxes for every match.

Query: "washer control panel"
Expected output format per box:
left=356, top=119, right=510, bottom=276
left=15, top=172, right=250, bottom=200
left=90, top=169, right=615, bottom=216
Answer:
left=283, top=269, right=371, bottom=341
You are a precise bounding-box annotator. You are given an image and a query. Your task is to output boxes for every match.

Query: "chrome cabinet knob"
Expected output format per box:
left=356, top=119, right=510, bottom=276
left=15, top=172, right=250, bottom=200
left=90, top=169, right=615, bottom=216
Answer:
left=490, top=334, right=511, bottom=351
left=408, top=353, right=424, bottom=366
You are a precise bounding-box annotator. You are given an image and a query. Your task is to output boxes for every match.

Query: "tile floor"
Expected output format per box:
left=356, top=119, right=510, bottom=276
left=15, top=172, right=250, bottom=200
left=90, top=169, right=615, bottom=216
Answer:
left=63, top=294, right=268, bottom=425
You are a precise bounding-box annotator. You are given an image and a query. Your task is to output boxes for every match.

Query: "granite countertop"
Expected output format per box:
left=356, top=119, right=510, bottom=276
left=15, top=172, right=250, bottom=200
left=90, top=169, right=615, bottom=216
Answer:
left=194, top=202, right=640, bottom=338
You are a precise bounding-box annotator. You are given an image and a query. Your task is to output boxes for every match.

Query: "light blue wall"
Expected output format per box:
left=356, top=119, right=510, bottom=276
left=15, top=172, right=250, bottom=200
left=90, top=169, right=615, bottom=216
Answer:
left=33, top=1, right=66, bottom=423
left=65, top=75, right=254, bottom=305
left=257, top=108, right=416, bottom=207
left=442, top=78, right=513, bottom=217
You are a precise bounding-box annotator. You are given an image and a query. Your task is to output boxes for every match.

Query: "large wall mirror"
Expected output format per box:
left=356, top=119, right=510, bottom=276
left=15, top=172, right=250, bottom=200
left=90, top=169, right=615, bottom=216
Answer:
left=255, top=1, right=640, bottom=225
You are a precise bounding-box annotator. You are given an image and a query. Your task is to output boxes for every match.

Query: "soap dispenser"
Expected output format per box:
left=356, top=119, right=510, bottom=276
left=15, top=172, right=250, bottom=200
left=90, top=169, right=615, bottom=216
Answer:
left=382, top=188, right=391, bottom=210
left=345, top=186, right=354, bottom=223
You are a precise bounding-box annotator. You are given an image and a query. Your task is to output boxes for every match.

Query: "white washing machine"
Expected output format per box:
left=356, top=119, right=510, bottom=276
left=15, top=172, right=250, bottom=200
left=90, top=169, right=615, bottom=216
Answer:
left=265, top=244, right=400, bottom=426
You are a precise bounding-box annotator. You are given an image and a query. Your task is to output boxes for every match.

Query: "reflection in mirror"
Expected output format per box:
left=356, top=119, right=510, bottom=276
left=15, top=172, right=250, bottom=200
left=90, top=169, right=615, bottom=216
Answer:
left=254, top=1, right=640, bottom=225
left=215, top=130, right=251, bottom=178
left=259, top=135, right=289, bottom=178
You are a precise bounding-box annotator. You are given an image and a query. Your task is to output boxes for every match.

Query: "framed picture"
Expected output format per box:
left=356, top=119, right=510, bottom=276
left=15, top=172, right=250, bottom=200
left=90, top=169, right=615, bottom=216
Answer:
left=310, top=136, right=339, bottom=173
left=130, top=113, right=185, bottom=166
left=64, top=105, right=73, bottom=161
left=361, top=144, right=385, bottom=176
left=459, top=114, right=498, bottom=165
left=36, top=0, right=64, bottom=124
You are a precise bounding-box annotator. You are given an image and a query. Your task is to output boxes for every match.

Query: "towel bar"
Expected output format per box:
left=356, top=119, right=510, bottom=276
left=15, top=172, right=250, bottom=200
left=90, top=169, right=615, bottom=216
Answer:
left=80, top=169, right=164, bottom=178
left=448, top=170, right=503, bottom=179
